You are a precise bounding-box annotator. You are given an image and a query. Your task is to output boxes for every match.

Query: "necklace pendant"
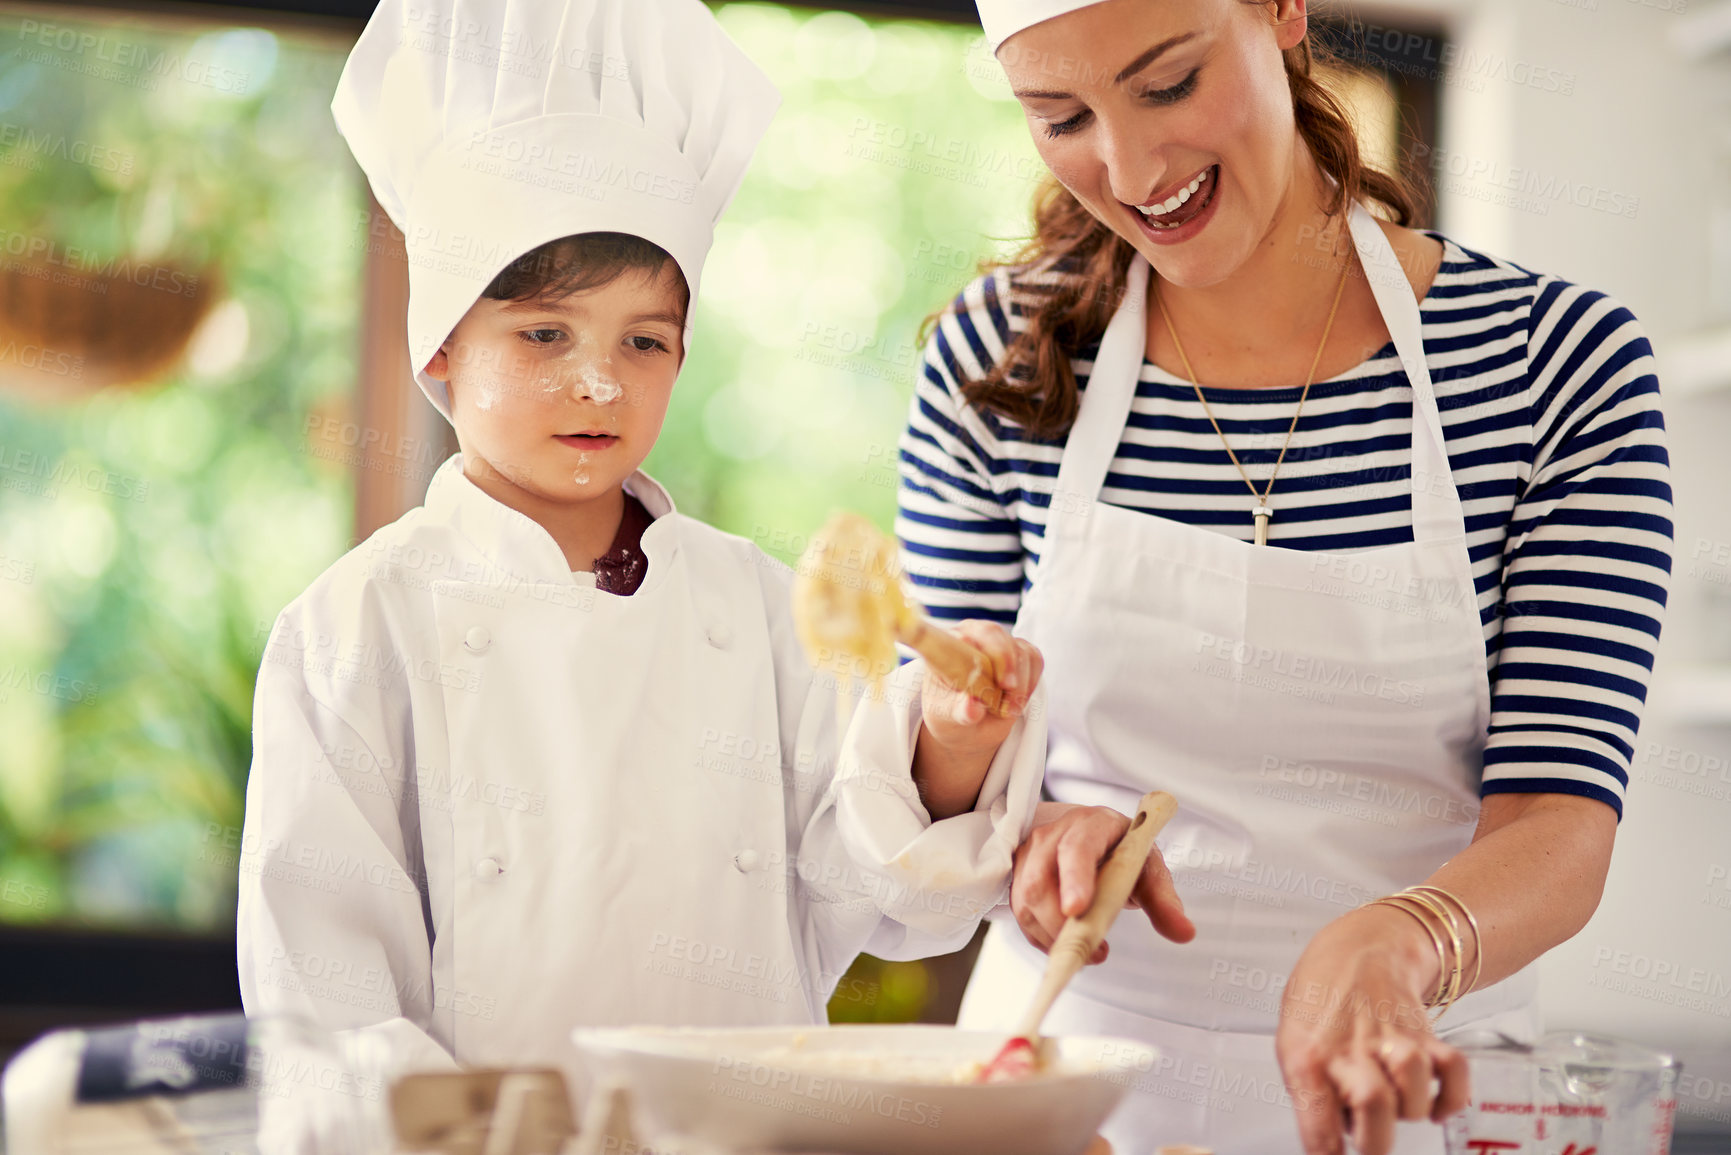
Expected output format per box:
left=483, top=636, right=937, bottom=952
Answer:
left=1252, top=504, right=1273, bottom=547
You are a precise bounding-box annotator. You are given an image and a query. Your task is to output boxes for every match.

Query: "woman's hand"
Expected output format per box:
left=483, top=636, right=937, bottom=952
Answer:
left=1276, top=905, right=1471, bottom=1155
left=912, top=621, right=1042, bottom=819
left=1010, top=801, right=1195, bottom=962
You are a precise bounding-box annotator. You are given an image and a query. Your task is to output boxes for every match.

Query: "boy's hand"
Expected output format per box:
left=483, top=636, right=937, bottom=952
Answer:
left=1011, top=802, right=1195, bottom=964
left=919, top=620, right=1042, bottom=757
left=911, top=621, right=1042, bottom=820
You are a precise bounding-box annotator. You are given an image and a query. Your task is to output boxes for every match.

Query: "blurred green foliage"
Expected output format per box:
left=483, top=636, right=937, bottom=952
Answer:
left=656, top=6, right=1039, bottom=556
left=0, top=11, right=363, bottom=929
left=0, top=0, right=1034, bottom=1019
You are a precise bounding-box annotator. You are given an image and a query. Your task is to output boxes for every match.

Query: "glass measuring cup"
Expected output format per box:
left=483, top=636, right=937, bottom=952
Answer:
left=1441, top=1029, right=1680, bottom=1155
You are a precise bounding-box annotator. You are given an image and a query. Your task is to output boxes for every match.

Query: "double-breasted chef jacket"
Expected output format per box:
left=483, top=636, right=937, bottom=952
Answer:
left=238, top=454, right=1044, bottom=1081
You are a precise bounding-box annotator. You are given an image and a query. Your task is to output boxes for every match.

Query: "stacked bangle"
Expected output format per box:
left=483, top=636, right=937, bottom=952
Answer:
left=1363, top=885, right=1483, bottom=1023
left=1412, top=884, right=1484, bottom=1000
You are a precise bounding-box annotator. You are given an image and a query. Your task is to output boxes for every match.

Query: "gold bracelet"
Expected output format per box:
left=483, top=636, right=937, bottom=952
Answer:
left=1382, top=895, right=1459, bottom=1014
left=1365, top=896, right=1450, bottom=1010
left=1410, top=885, right=1484, bottom=1000
left=1391, top=890, right=1465, bottom=1016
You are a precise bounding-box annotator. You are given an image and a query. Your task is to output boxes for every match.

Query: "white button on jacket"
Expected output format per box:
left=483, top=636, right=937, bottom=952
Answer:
left=237, top=457, right=1044, bottom=1084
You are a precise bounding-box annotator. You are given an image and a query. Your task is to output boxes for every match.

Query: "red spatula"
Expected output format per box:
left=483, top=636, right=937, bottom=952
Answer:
left=976, top=791, right=1178, bottom=1083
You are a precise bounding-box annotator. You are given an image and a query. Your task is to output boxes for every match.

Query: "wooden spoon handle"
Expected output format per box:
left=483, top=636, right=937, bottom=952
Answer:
left=896, top=615, right=1006, bottom=714
left=1014, top=791, right=1178, bottom=1039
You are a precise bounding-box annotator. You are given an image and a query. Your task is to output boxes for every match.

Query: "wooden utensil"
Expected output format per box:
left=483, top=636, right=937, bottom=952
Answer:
left=388, top=1069, right=574, bottom=1155
left=977, top=791, right=1179, bottom=1083
left=792, top=511, right=1006, bottom=713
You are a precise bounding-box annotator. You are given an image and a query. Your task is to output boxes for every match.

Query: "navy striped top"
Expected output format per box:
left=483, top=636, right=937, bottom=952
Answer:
left=896, top=234, right=1672, bottom=817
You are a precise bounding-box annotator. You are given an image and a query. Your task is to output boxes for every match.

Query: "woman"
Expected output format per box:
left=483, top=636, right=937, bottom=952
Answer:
left=900, top=1, right=1671, bottom=1152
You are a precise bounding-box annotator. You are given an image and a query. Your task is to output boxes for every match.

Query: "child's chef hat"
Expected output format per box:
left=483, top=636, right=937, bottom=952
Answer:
left=975, top=0, right=1108, bottom=51
left=332, top=0, right=779, bottom=418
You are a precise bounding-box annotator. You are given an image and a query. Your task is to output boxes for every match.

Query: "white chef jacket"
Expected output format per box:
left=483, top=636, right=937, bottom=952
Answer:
left=237, top=454, right=1042, bottom=1081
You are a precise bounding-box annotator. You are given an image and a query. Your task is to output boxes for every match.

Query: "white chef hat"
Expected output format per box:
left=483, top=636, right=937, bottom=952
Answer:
left=332, top=0, right=779, bottom=419
left=976, top=0, right=1110, bottom=52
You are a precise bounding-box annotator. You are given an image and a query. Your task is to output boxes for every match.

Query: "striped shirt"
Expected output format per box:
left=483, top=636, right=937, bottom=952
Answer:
left=897, top=234, right=1672, bottom=817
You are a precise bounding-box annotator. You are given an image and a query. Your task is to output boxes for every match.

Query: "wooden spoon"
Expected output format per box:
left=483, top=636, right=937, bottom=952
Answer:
left=976, top=791, right=1179, bottom=1083
left=791, top=511, right=1006, bottom=713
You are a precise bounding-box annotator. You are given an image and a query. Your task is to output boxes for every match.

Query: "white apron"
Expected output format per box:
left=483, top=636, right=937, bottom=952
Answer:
left=957, top=203, right=1538, bottom=1154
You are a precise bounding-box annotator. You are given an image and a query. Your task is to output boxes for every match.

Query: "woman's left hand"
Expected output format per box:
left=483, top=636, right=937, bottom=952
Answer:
left=1275, top=904, right=1472, bottom=1155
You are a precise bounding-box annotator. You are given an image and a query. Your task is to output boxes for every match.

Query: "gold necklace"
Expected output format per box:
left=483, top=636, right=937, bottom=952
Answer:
left=1154, top=253, right=1353, bottom=546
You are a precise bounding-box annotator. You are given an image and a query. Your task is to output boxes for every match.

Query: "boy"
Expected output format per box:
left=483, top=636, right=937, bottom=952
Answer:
left=237, top=0, right=1046, bottom=1081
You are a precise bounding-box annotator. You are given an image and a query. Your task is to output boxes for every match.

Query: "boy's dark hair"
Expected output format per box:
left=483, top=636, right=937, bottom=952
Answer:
left=482, top=232, right=689, bottom=320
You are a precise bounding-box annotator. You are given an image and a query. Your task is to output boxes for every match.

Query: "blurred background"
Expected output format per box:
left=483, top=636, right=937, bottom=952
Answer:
left=0, top=0, right=1727, bottom=1145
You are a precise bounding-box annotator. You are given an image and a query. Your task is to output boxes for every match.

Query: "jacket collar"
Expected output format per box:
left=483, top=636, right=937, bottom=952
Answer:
left=423, top=453, right=678, bottom=585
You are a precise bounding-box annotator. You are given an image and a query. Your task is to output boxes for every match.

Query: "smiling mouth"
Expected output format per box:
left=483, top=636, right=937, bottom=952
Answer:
left=1131, top=165, right=1218, bottom=230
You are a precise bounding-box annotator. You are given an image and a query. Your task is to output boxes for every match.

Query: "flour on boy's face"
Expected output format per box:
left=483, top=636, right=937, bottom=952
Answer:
left=428, top=261, right=686, bottom=506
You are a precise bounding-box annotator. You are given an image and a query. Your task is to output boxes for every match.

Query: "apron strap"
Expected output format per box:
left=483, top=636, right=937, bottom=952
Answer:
left=1044, top=204, right=1464, bottom=555
left=1047, top=255, right=1151, bottom=546
left=1345, top=202, right=1466, bottom=542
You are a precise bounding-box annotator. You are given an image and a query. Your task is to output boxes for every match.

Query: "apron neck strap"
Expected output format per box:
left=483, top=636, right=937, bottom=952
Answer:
left=1045, top=203, right=1465, bottom=547
left=1048, top=256, right=1150, bottom=541
left=1345, top=201, right=1464, bottom=542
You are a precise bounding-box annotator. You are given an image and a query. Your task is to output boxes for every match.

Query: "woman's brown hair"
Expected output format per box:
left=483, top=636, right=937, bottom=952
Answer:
left=946, top=6, right=1422, bottom=440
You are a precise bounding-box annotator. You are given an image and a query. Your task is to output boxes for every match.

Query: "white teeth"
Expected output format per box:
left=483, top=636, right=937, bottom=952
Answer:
left=1137, top=167, right=1212, bottom=217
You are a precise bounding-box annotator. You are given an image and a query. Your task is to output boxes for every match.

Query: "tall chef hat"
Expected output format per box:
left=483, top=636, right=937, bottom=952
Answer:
left=332, top=0, right=779, bottom=419
left=976, top=0, right=1111, bottom=52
